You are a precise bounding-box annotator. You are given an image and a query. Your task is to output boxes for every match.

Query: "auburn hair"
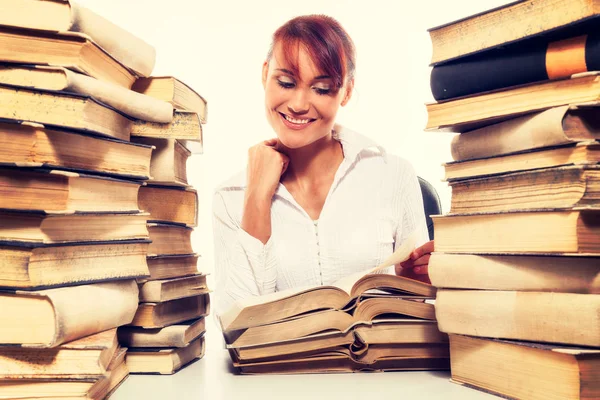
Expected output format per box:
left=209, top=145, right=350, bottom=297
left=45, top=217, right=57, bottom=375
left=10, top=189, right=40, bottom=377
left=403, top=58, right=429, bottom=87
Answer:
left=267, top=15, right=356, bottom=90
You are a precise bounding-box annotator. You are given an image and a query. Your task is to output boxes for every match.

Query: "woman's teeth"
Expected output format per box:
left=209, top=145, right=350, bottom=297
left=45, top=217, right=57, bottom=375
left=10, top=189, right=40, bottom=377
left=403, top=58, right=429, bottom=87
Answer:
left=284, top=114, right=310, bottom=124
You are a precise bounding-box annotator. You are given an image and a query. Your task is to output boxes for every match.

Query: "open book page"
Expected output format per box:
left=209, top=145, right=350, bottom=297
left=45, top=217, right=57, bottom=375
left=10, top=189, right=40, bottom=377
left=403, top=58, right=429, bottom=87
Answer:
left=332, top=231, right=417, bottom=293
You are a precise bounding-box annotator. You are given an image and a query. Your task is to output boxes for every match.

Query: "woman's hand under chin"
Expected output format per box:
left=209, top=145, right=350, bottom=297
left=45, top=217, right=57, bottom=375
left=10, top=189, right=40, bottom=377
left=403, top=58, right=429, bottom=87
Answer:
left=245, top=138, right=289, bottom=200
left=395, top=240, right=434, bottom=284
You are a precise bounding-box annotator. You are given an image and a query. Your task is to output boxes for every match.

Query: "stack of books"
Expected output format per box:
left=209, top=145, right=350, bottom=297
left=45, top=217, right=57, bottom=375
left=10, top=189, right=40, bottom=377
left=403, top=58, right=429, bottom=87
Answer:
left=117, top=77, right=210, bottom=375
left=0, top=0, right=167, bottom=398
left=220, top=243, right=449, bottom=374
left=425, top=1, right=600, bottom=399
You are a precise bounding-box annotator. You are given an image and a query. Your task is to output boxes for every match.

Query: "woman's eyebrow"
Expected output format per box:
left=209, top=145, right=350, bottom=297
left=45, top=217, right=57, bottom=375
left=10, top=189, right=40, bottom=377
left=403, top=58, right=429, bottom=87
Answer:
left=313, top=75, right=331, bottom=80
left=275, top=68, right=294, bottom=75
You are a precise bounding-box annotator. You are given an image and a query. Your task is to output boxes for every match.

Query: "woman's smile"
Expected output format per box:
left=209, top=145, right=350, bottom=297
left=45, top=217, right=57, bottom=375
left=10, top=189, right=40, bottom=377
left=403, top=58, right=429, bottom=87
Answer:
left=278, top=112, right=316, bottom=130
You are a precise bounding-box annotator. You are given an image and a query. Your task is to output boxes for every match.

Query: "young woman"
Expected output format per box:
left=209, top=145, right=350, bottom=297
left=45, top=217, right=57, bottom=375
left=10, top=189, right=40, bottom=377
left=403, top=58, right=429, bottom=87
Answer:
left=213, top=15, right=433, bottom=316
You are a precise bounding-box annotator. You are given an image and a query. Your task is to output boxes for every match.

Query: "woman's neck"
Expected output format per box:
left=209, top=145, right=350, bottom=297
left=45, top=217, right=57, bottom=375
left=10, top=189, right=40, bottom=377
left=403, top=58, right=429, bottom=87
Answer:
left=281, top=133, right=343, bottom=185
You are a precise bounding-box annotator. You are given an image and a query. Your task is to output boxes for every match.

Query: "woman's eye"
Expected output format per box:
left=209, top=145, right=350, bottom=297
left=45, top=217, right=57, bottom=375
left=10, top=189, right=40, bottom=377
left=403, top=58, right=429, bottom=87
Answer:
left=277, top=80, right=295, bottom=89
left=313, top=87, right=331, bottom=95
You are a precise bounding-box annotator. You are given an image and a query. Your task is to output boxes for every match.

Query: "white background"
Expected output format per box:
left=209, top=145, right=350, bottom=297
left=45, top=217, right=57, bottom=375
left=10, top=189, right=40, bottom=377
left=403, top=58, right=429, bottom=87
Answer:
left=80, top=0, right=507, bottom=279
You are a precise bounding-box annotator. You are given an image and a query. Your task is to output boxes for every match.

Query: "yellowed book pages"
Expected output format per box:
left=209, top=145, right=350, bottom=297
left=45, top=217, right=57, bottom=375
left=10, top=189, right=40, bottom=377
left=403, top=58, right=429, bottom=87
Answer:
left=437, top=290, right=600, bottom=346
left=126, top=335, right=205, bottom=375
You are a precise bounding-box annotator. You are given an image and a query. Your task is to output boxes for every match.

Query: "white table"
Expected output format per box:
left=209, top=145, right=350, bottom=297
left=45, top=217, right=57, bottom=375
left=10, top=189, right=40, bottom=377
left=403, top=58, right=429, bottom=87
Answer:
left=112, top=318, right=498, bottom=400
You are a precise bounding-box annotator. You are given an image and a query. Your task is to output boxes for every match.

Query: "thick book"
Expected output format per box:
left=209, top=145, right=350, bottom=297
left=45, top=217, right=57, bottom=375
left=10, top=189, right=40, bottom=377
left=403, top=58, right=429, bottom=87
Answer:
left=0, top=121, right=152, bottom=179
left=0, top=83, right=133, bottom=141
left=449, top=166, right=600, bottom=213
left=428, top=0, right=600, bottom=65
left=230, top=318, right=447, bottom=350
left=132, top=137, right=190, bottom=186
left=129, top=293, right=210, bottom=328
left=234, top=353, right=450, bottom=374
left=0, top=281, right=138, bottom=347
left=444, top=142, right=600, bottom=181
left=426, top=73, right=600, bottom=132
left=450, top=105, right=600, bottom=162
left=0, top=0, right=155, bottom=76
left=449, top=335, right=600, bottom=400
left=0, top=346, right=128, bottom=399
left=126, top=335, right=205, bottom=375
left=433, top=209, right=600, bottom=254
left=430, top=253, right=600, bottom=293
left=132, top=76, right=207, bottom=123
left=138, top=274, right=209, bottom=303
left=431, top=31, right=600, bottom=100
left=118, top=318, right=205, bottom=348
left=138, top=186, right=198, bottom=226
left=144, top=254, right=199, bottom=281
left=147, top=223, right=193, bottom=256
left=0, top=168, right=140, bottom=213
left=130, top=110, right=203, bottom=142
left=436, top=290, right=600, bottom=346
left=220, top=273, right=436, bottom=332
left=0, top=329, right=120, bottom=378
left=0, top=210, right=149, bottom=244
left=0, top=240, right=149, bottom=289
left=0, top=26, right=137, bottom=88
left=0, top=64, right=172, bottom=122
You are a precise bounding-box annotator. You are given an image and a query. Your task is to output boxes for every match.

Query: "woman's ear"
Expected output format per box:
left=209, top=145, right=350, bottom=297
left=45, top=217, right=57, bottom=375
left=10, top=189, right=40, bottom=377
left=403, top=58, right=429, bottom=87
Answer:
left=262, top=61, right=269, bottom=89
left=341, top=78, right=354, bottom=106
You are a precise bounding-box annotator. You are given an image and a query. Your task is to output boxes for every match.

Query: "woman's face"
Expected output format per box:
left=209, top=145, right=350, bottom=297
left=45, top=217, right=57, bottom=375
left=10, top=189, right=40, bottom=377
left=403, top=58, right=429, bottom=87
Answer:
left=262, top=42, right=353, bottom=149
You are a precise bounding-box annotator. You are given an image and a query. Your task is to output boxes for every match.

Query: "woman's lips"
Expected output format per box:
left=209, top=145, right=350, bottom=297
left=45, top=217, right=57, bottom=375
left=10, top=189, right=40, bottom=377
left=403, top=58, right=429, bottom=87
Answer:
left=279, top=112, right=316, bottom=130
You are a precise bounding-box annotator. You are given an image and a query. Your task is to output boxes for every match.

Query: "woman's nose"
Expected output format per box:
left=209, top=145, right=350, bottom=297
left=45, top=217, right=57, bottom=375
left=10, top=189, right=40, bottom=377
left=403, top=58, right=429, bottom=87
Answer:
left=287, top=89, right=309, bottom=115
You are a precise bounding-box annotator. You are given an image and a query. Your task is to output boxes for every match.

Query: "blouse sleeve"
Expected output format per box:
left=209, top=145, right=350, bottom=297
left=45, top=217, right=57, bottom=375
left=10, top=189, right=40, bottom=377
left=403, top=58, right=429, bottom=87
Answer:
left=394, top=160, right=430, bottom=253
left=212, top=191, right=278, bottom=317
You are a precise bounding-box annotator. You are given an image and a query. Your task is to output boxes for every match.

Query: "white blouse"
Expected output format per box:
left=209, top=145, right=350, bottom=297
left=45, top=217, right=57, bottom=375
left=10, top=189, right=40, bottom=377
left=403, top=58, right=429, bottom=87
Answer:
left=212, top=125, right=429, bottom=316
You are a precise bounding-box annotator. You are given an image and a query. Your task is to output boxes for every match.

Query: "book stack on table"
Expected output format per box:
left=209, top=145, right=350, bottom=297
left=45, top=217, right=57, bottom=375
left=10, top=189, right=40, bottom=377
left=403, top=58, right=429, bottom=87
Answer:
left=426, top=1, right=600, bottom=399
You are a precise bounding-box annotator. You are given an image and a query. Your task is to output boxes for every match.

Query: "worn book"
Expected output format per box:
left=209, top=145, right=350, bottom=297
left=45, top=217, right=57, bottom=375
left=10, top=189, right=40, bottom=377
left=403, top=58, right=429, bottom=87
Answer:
left=431, top=31, right=600, bottom=100
left=132, top=138, right=191, bottom=186
left=234, top=353, right=450, bottom=374
left=0, top=121, right=152, bottom=179
left=450, top=106, right=600, bottom=162
left=0, top=168, right=141, bottom=213
left=230, top=318, right=447, bottom=353
left=444, top=142, right=600, bottom=181
left=126, top=335, right=206, bottom=375
left=147, top=223, right=193, bottom=256
left=426, top=73, right=600, bottom=132
left=144, top=254, right=199, bottom=282
left=0, top=240, right=149, bottom=289
left=118, top=318, right=205, bottom=348
left=430, top=253, right=600, bottom=293
left=0, top=0, right=155, bottom=76
left=130, top=110, right=203, bottom=142
left=0, top=83, right=133, bottom=141
left=0, top=280, right=138, bottom=347
left=139, top=186, right=198, bottom=226
left=0, top=329, right=120, bottom=378
left=0, top=210, right=149, bottom=244
left=129, top=293, right=210, bottom=328
left=138, top=274, right=208, bottom=303
left=449, top=166, right=600, bottom=213
left=0, top=64, right=172, bottom=122
left=0, top=346, right=128, bottom=399
left=433, top=209, right=600, bottom=254
left=132, top=76, right=207, bottom=123
left=449, top=335, right=600, bottom=400
left=428, top=0, right=600, bottom=65
left=437, top=290, right=600, bottom=346
left=0, top=26, right=137, bottom=88
left=221, top=275, right=435, bottom=333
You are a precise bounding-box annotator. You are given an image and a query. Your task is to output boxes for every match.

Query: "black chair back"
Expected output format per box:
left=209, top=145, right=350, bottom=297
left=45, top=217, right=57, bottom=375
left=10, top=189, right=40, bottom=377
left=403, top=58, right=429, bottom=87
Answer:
left=418, top=176, right=442, bottom=240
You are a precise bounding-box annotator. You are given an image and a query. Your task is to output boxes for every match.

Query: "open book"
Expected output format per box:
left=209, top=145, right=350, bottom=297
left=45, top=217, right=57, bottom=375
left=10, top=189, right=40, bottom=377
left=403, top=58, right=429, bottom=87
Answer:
left=219, top=233, right=432, bottom=332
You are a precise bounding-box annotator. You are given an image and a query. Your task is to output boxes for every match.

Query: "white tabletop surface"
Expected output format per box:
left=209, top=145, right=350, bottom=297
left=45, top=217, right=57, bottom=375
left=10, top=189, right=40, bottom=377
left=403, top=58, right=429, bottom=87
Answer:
left=111, top=318, right=498, bottom=400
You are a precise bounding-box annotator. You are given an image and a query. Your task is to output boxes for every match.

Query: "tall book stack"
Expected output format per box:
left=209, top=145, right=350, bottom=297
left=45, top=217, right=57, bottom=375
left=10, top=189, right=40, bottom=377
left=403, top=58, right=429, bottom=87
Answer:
left=425, top=1, right=600, bottom=399
left=117, top=77, right=210, bottom=375
left=220, top=243, right=449, bottom=374
left=0, top=0, right=208, bottom=397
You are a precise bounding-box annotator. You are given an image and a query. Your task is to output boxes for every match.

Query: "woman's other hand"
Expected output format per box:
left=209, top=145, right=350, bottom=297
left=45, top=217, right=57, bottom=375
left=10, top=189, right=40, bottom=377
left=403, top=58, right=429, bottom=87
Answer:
left=246, top=138, right=289, bottom=199
left=395, top=240, right=434, bottom=284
